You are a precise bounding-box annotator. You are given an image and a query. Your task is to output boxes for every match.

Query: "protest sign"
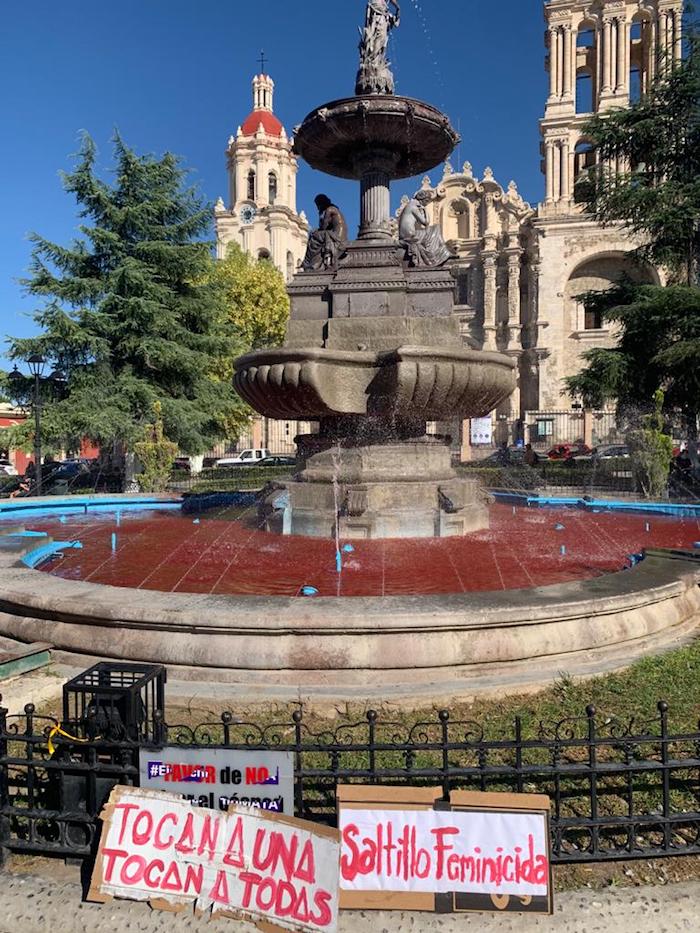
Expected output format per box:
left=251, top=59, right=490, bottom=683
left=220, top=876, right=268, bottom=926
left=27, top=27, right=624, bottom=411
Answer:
left=337, top=786, right=552, bottom=915
left=139, top=746, right=294, bottom=815
left=88, top=785, right=340, bottom=933
left=337, top=785, right=442, bottom=912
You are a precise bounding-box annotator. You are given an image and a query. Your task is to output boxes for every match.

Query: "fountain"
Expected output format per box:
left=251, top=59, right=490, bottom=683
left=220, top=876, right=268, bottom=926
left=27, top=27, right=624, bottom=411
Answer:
left=234, top=1, right=515, bottom=539
left=0, top=4, right=697, bottom=701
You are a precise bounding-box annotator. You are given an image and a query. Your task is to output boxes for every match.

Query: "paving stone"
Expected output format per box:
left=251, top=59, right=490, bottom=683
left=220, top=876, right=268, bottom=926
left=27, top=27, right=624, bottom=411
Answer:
left=0, top=873, right=700, bottom=933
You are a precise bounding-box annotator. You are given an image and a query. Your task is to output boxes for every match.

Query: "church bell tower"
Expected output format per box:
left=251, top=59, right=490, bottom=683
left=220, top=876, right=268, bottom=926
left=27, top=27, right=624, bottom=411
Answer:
left=215, top=70, right=308, bottom=280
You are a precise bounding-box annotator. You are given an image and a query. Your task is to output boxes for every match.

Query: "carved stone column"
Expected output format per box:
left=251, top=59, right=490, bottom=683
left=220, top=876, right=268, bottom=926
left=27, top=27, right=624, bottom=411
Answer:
left=482, top=253, right=498, bottom=351
left=560, top=139, right=571, bottom=201
left=562, top=25, right=573, bottom=98
left=673, top=10, right=683, bottom=63
left=603, top=19, right=613, bottom=92
left=269, top=218, right=287, bottom=270
left=506, top=253, right=522, bottom=349
left=616, top=16, right=626, bottom=92
left=556, top=26, right=564, bottom=97
left=354, top=149, right=398, bottom=240
left=545, top=142, right=555, bottom=203
left=545, top=143, right=555, bottom=203
left=528, top=261, right=540, bottom=336
left=658, top=11, right=669, bottom=71
left=553, top=140, right=562, bottom=202
left=548, top=27, right=558, bottom=98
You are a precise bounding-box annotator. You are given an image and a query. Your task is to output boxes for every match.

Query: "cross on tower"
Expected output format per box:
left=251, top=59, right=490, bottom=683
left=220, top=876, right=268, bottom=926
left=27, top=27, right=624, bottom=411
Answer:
left=258, top=50, right=267, bottom=74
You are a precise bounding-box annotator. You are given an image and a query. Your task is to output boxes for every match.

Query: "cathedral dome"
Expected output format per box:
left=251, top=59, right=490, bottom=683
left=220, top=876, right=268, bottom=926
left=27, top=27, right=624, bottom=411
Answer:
left=241, top=109, right=284, bottom=137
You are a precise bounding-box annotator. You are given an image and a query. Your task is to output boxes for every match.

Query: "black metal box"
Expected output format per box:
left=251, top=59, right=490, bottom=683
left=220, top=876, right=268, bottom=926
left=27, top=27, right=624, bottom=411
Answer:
left=62, top=661, right=166, bottom=742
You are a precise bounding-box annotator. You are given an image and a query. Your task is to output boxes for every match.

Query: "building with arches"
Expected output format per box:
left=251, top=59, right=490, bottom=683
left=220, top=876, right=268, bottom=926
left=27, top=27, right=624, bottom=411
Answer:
left=214, top=72, right=308, bottom=281
left=413, top=0, right=682, bottom=449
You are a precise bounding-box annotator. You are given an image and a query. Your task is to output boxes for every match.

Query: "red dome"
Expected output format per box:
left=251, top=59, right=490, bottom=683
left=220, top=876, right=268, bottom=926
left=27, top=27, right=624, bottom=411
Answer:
left=241, top=110, right=284, bottom=137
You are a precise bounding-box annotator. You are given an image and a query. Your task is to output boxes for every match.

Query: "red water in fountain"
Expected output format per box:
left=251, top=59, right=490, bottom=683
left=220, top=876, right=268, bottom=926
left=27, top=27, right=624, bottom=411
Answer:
left=13, top=503, right=700, bottom=597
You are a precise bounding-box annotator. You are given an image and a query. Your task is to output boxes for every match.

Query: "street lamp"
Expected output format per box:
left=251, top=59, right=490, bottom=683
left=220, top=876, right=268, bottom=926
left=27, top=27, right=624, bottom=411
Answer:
left=27, top=355, right=46, bottom=495
left=8, top=355, right=47, bottom=495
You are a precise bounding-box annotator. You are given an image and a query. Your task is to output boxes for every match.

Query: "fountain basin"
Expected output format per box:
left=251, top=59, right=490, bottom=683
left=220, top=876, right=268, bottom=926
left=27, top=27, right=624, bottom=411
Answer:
left=234, top=345, right=516, bottom=421
left=293, top=95, right=459, bottom=179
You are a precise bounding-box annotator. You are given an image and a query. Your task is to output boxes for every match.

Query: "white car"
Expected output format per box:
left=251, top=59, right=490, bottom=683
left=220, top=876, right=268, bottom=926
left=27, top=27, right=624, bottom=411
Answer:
left=0, top=459, right=18, bottom=476
left=216, top=448, right=271, bottom=468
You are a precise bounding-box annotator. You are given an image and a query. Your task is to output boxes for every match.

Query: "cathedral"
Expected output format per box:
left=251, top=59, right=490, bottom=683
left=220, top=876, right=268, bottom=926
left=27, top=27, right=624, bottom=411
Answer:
left=216, top=0, right=683, bottom=453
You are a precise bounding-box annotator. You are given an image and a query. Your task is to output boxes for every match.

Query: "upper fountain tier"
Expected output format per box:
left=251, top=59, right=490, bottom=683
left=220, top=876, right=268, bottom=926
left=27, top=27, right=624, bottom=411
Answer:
left=293, top=95, right=459, bottom=182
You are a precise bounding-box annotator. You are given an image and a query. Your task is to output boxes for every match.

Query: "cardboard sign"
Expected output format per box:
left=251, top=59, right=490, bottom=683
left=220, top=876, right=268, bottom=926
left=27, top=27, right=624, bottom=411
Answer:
left=89, top=785, right=340, bottom=933
left=139, top=746, right=294, bottom=815
left=337, top=786, right=552, bottom=915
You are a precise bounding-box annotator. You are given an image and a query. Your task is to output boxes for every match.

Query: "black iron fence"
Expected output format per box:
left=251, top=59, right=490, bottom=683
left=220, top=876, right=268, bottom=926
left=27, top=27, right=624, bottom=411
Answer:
left=2, top=702, right=700, bottom=865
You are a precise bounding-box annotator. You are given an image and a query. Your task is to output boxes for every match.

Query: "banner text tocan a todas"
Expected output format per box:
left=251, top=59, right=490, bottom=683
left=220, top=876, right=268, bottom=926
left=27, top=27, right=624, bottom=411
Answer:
left=88, top=785, right=340, bottom=933
left=139, top=747, right=294, bottom=814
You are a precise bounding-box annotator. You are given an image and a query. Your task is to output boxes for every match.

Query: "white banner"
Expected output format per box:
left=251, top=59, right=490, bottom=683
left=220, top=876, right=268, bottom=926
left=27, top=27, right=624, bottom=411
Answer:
left=339, top=808, right=549, bottom=898
left=470, top=417, right=493, bottom=446
left=90, top=786, right=340, bottom=933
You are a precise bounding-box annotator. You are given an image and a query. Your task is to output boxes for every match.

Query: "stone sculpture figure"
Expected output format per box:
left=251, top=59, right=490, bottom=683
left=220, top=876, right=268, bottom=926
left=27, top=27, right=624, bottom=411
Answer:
left=356, top=0, right=401, bottom=95
left=301, top=194, right=349, bottom=271
left=398, top=190, right=455, bottom=267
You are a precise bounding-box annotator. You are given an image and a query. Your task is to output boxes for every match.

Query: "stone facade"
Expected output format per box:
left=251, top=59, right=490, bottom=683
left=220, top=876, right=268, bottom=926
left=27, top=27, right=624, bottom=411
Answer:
left=214, top=73, right=308, bottom=281
left=413, top=0, right=681, bottom=437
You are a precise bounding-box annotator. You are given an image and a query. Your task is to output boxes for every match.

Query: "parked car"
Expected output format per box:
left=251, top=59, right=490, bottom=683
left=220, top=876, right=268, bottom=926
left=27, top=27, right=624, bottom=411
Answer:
left=479, top=448, right=527, bottom=466
left=596, top=444, right=630, bottom=460
left=257, top=456, right=296, bottom=468
left=0, top=459, right=18, bottom=476
left=546, top=443, right=593, bottom=462
left=216, top=448, right=271, bottom=468
left=570, top=444, right=631, bottom=463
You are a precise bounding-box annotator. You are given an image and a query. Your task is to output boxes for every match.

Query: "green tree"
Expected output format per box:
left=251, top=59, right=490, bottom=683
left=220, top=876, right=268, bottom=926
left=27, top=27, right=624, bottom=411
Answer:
left=134, top=401, right=178, bottom=493
left=575, top=30, right=700, bottom=284
left=568, top=27, right=700, bottom=472
left=6, top=134, right=245, bottom=463
left=627, top=390, right=675, bottom=498
left=212, top=243, right=289, bottom=356
left=209, top=243, right=290, bottom=435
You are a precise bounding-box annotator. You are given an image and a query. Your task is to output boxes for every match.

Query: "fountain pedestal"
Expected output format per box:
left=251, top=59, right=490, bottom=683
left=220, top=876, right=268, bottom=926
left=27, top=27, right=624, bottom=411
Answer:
left=279, top=433, right=490, bottom=539
left=232, top=70, right=517, bottom=537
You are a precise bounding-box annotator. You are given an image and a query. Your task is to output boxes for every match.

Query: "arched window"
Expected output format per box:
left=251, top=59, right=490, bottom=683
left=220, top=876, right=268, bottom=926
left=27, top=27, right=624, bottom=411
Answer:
left=630, top=21, right=643, bottom=42
left=268, top=171, right=278, bottom=204
left=574, top=141, right=596, bottom=176
left=258, top=248, right=271, bottom=261
left=577, top=24, right=595, bottom=48
left=247, top=170, right=256, bottom=201
left=630, top=66, right=642, bottom=103
left=574, top=141, right=597, bottom=204
left=576, top=68, right=594, bottom=114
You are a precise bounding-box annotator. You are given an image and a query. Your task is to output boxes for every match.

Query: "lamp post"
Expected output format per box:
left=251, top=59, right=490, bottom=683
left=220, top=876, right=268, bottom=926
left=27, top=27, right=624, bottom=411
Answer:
left=27, top=355, right=46, bottom=495
left=8, top=355, right=47, bottom=495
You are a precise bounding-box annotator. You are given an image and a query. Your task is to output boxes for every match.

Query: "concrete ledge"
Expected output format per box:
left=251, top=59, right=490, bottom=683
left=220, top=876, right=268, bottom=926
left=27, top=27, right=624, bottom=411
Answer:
left=0, top=540, right=698, bottom=697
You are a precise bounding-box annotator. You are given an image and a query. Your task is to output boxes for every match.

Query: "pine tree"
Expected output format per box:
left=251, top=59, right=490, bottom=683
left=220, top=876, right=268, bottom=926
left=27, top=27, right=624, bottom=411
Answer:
left=7, top=134, right=246, bottom=458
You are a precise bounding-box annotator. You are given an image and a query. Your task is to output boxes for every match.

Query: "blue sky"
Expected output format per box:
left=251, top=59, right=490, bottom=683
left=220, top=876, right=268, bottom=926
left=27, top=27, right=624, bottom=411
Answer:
left=1, top=0, right=548, bottom=364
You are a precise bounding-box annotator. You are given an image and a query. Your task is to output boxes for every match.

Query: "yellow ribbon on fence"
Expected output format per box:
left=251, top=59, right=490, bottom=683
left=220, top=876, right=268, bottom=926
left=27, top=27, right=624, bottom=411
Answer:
left=47, top=723, right=101, bottom=755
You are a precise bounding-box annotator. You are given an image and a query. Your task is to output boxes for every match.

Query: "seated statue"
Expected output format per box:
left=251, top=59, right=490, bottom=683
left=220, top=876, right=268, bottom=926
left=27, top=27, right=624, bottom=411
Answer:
left=301, top=195, right=349, bottom=271
left=398, top=190, right=455, bottom=267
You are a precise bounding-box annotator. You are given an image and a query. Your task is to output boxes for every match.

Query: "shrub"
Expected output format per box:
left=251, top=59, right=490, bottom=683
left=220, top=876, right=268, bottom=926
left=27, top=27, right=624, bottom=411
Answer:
left=134, top=402, right=179, bottom=493
left=626, top=391, right=674, bottom=498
